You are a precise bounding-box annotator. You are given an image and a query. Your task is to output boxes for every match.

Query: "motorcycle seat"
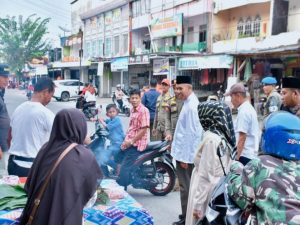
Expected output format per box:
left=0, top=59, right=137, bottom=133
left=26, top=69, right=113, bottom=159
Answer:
left=144, top=141, right=166, bottom=152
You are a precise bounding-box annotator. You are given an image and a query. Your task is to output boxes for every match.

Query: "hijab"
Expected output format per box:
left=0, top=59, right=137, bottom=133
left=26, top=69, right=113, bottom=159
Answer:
left=198, top=101, right=237, bottom=159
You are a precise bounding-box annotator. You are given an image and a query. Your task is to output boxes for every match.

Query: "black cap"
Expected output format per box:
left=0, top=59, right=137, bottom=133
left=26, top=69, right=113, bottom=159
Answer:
left=176, top=76, right=192, bottom=85
left=282, top=77, right=300, bottom=89
left=0, top=64, right=10, bottom=77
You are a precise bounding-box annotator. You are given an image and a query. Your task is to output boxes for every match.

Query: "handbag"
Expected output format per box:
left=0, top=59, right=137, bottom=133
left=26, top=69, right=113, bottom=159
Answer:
left=26, top=143, right=78, bottom=225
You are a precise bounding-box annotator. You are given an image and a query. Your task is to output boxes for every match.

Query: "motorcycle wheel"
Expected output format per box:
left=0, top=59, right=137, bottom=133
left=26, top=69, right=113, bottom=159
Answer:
left=149, top=162, right=175, bottom=196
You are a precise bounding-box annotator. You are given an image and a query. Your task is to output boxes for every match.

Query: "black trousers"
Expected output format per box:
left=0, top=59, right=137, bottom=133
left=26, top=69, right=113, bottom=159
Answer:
left=176, top=161, right=194, bottom=218
left=239, top=156, right=251, bottom=166
left=8, top=155, right=31, bottom=177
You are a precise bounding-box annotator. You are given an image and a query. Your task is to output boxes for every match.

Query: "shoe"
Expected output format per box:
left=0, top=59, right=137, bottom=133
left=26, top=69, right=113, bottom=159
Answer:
left=172, top=218, right=185, bottom=225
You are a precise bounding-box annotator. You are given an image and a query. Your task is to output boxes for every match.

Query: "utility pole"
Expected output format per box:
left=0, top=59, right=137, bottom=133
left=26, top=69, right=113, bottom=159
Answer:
left=78, top=28, right=83, bottom=94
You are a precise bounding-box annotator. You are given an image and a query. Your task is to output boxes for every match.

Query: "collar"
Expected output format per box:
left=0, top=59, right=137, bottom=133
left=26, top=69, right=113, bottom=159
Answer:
left=133, top=103, right=142, bottom=112
left=237, top=100, right=248, bottom=111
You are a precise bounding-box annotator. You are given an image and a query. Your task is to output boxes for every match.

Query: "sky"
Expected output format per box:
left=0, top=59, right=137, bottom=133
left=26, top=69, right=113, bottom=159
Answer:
left=0, top=0, right=72, bottom=47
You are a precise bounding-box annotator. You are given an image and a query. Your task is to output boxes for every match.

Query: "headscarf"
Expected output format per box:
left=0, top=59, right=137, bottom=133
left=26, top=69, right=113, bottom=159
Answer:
left=198, top=101, right=237, bottom=159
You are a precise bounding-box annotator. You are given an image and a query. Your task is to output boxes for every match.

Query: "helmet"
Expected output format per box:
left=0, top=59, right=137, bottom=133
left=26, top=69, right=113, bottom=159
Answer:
left=261, top=77, right=277, bottom=85
left=116, top=84, right=121, bottom=88
left=261, top=111, right=300, bottom=160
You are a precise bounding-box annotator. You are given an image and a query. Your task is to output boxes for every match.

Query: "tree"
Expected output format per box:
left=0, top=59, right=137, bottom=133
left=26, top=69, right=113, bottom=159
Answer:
left=0, top=14, right=51, bottom=78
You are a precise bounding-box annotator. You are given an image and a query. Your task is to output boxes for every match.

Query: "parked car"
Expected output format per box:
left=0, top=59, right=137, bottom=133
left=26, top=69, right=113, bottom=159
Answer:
left=53, top=80, right=84, bottom=101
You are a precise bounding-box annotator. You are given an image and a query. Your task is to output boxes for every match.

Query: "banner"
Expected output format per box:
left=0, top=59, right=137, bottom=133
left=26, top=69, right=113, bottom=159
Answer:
left=129, top=55, right=150, bottom=65
left=111, top=57, right=128, bottom=72
left=150, top=14, right=183, bottom=39
left=153, top=59, right=169, bottom=75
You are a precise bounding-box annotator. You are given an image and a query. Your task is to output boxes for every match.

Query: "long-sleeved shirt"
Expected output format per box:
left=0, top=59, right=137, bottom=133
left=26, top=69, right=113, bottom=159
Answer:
left=171, top=92, right=203, bottom=163
left=105, top=116, right=125, bottom=145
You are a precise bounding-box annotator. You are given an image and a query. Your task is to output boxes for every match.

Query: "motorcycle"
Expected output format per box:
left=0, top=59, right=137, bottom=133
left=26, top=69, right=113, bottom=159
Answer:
left=26, top=90, right=33, bottom=100
left=111, top=90, right=131, bottom=117
left=88, top=120, right=176, bottom=196
left=76, top=96, right=98, bottom=120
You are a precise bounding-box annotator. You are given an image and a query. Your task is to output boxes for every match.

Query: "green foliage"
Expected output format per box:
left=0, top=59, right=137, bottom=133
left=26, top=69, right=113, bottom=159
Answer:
left=0, top=14, right=51, bottom=76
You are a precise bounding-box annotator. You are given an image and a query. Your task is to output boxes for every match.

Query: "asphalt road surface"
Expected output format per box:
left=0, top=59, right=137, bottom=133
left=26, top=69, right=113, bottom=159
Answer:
left=4, top=88, right=181, bottom=225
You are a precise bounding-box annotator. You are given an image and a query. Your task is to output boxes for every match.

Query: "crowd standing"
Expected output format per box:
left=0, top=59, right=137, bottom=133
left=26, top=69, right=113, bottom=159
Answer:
left=1, top=60, right=300, bottom=225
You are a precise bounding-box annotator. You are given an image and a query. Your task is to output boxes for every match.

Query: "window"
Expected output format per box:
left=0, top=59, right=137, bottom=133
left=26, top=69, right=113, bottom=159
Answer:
left=253, top=15, right=261, bottom=36
left=85, top=42, right=91, bottom=58
left=187, top=27, right=194, bottom=43
left=237, top=18, right=244, bottom=37
left=244, top=17, right=252, bottom=36
left=98, top=39, right=103, bottom=57
left=114, top=36, right=120, bottom=55
left=123, top=34, right=128, bottom=54
left=105, top=37, right=112, bottom=57
left=199, top=25, right=207, bottom=42
left=132, top=0, right=141, bottom=17
left=92, top=40, right=97, bottom=57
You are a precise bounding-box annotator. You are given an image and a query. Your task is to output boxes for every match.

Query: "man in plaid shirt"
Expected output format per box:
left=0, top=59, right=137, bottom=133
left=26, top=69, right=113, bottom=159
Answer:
left=116, top=89, right=150, bottom=187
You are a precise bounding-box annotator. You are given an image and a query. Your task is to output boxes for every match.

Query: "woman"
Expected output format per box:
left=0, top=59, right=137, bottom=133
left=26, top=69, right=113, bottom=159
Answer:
left=20, top=108, right=102, bottom=225
left=185, top=101, right=236, bottom=225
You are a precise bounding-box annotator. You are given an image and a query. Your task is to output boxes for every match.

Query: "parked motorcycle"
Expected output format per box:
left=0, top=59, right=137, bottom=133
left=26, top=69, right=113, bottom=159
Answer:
left=88, top=121, right=176, bottom=196
left=111, top=90, right=131, bottom=117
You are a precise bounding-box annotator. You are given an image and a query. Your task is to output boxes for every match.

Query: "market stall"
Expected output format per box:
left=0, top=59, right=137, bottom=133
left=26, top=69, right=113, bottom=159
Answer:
left=0, top=178, right=153, bottom=225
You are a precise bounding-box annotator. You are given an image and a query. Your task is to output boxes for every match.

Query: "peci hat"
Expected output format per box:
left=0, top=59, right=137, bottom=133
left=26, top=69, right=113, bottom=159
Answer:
left=0, top=64, right=10, bottom=77
left=176, top=76, right=192, bottom=85
left=225, top=83, right=246, bottom=96
left=161, top=78, right=171, bottom=86
left=262, top=76, right=277, bottom=85
left=282, top=77, right=300, bottom=90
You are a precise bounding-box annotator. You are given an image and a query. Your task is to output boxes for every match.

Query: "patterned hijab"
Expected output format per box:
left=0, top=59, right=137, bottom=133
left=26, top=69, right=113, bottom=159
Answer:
left=198, top=101, right=237, bottom=159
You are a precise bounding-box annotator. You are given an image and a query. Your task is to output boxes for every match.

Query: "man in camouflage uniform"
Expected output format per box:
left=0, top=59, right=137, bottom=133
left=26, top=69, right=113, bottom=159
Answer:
left=152, top=79, right=171, bottom=140
left=261, top=76, right=281, bottom=117
left=281, top=76, right=300, bottom=118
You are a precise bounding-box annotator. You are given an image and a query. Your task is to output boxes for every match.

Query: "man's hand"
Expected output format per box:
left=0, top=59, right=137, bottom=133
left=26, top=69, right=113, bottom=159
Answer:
left=0, top=147, right=3, bottom=160
left=84, top=135, right=91, bottom=145
left=165, top=134, right=172, bottom=141
left=193, top=209, right=203, bottom=219
left=152, top=129, right=157, bottom=137
left=121, top=140, right=132, bottom=150
left=180, top=162, right=188, bottom=169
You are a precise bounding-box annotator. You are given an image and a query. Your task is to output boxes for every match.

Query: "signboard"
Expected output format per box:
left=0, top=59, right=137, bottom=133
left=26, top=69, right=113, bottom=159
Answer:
left=129, top=55, right=150, bottom=65
left=150, top=14, right=183, bottom=39
left=153, top=59, right=169, bottom=75
left=178, top=55, right=233, bottom=70
left=111, top=57, right=128, bottom=72
left=178, top=57, right=200, bottom=70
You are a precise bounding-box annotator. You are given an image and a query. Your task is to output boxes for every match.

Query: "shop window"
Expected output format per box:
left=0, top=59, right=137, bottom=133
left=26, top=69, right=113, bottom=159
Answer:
left=199, top=25, right=207, bottom=42
left=187, top=27, right=194, bottom=43
left=253, top=15, right=261, bottom=36
left=114, top=36, right=120, bottom=55
left=237, top=18, right=244, bottom=37
left=244, top=17, right=252, bottom=36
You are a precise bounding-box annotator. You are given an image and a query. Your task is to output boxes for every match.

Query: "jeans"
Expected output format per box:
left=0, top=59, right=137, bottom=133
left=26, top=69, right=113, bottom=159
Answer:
left=8, top=156, right=31, bottom=177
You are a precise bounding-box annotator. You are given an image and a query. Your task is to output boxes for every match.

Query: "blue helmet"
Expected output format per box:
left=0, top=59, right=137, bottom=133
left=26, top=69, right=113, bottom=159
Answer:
left=261, top=77, right=277, bottom=85
left=261, top=111, right=300, bottom=160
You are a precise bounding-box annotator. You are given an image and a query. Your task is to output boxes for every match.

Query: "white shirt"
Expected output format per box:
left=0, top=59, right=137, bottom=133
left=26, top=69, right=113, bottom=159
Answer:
left=234, top=100, right=259, bottom=159
left=84, top=91, right=96, bottom=102
left=9, top=101, right=55, bottom=168
left=171, top=92, right=203, bottom=163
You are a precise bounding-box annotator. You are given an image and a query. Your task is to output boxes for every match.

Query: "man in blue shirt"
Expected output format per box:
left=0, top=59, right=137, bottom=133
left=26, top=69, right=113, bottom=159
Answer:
left=142, top=79, right=160, bottom=141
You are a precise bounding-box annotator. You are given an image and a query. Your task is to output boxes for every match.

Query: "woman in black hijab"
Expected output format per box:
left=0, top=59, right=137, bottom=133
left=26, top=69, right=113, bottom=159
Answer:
left=20, top=108, right=102, bottom=225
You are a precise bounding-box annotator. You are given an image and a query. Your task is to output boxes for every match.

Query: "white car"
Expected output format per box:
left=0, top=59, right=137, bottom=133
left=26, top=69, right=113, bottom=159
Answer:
left=53, top=79, right=84, bottom=101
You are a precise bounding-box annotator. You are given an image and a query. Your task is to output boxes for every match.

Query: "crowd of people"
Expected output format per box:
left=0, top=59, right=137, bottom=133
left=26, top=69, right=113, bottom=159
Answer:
left=1, top=60, right=300, bottom=224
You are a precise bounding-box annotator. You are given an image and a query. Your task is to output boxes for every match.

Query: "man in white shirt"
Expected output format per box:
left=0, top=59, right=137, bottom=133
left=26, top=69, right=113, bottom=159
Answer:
left=226, top=83, right=259, bottom=165
left=171, top=76, right=203, bottom=225
left=8, top=78, right=55, bottom=177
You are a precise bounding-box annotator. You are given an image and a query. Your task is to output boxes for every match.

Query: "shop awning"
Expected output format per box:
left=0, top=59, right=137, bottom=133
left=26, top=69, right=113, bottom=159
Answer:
left=178, top=55, right=233, bottom=70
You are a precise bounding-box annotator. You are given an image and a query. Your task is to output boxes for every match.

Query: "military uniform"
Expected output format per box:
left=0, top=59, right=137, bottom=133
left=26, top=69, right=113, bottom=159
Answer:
left=263, top=90, right=282, bottom=116
left=227, top=156, right=300, bottom=225
left=153, top=92, right=172, bottom=140
left=165, top=96, right=183, bottom=136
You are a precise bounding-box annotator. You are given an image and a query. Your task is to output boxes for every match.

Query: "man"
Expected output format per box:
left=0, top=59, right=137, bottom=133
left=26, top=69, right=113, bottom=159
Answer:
left=171, top=76, right=203, bottom=225
left=116, top=89, right=150, bottom=187
left=142, top=79, right=160, bottom=141
left=115, top=84, right=125, bottom=110
left=281, top=76, right=300, bottom=118
left=8, top=77, right=55, bottom=177
left=0, top=64, right=10, bottom=176
left=152, top=78, right=171, bottom=141
left=261, top=76, right=281, bottom=116
left=226, top=83, right=259, bottom=165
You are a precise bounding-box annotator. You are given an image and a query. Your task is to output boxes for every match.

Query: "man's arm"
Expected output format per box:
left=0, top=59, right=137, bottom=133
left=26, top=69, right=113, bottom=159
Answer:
left=121, top=127, right=148, bottom=149
left=236, top=132, right=247, bottom=160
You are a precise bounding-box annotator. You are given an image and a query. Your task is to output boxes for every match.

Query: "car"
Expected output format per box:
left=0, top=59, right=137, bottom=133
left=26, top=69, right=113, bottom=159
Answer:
left=53, top=79, right=84, bottom=101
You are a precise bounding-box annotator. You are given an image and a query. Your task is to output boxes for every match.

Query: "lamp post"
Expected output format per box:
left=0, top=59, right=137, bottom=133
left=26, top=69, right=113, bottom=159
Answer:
left=78, top=28, right=83, bottom=94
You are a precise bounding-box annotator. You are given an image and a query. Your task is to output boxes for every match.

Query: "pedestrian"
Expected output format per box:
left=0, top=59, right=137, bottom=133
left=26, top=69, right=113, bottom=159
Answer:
left=261, top=76, right=281, bottom=116
left=0, top=64, right=10, bottom=176
left=171, top=76, right=203, bottom=225
left=185, top=101, right=236, bottom=225
left=97, top=103, right=125, bottom=177
left=225, top=83, right=259, bottom=165
left=227, top=111, right=300, bottom=225
left=116, top=89, right=150, bottom=187
left=20, top=108, right=102, bottom=225
left=8, top=77, right=55, bottom=177
left=152, top=78, right=171, bottom=141
left=280, top=76, right=300, bottom=118
left=141, top=78, right=160, bottom=141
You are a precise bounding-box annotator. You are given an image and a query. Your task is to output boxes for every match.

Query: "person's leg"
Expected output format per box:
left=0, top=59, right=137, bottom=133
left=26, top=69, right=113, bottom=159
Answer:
left=7, top=156, right=31, bottom=177
left=174, top=161, right=194, bottom=224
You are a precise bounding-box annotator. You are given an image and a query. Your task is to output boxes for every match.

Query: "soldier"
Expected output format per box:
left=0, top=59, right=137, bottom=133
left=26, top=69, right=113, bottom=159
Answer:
left=261, top=76, right=281, bottom=116
left=281, top=76, right=300, bottom=118
left=152, top=79, right=171, bottom=140
left=227, top=111, right=300, bottom=224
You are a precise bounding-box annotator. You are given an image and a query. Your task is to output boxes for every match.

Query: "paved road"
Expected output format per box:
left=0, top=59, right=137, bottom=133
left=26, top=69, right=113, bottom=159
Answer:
left=4, top=88, right=181, bottom=225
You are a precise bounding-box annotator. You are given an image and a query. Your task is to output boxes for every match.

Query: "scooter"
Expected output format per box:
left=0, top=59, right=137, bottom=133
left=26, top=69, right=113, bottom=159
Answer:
left=76, top=96, right=98, bottom=120
left=111, top=91, right=131, bottom=117
left=88, top=120, right=176, bottom=196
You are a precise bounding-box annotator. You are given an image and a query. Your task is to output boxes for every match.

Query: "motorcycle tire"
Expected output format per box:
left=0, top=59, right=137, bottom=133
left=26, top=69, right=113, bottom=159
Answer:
left=149, top=162, right=176, bottom=196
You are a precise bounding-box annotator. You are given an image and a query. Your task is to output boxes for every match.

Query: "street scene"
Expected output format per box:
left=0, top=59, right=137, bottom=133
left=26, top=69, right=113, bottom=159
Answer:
left=1, top=0, right=300, bottom=225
